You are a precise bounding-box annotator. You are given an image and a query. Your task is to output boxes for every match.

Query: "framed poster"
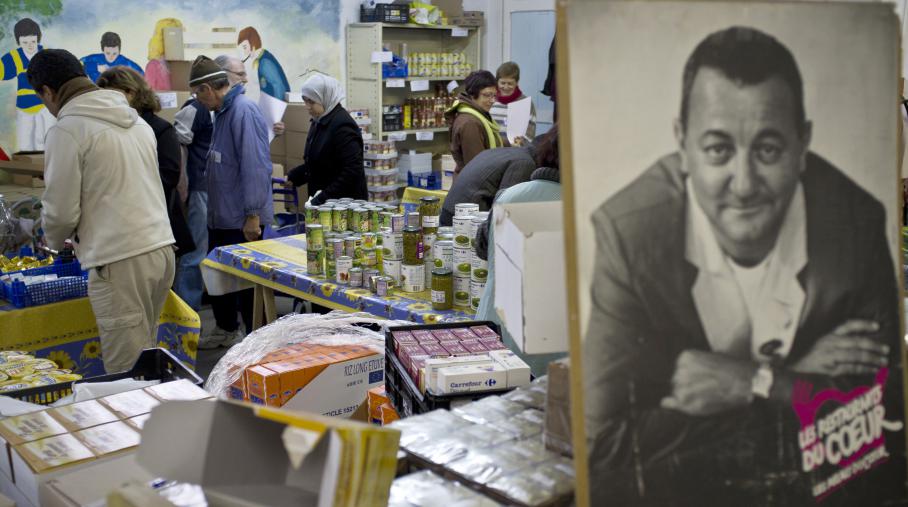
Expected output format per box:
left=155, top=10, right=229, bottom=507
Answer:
left=559, top=1, right=908, bottom=505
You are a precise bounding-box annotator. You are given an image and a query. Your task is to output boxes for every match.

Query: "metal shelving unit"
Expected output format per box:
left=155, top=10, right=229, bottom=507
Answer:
left=346, top=22, right=482, bottom=157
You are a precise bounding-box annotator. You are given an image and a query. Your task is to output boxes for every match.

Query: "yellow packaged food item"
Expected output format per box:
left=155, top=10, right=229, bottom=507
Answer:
left=49, top=373, right=82, bottom=382
left=22, top=374, right=57, bottom=387
left=0, top=371, right=10, bottom=383
left=29, top=359, right=58, bottom=372
left=0, top=381, right=31, bottom=393
left=0, top=362, right=34, bottom=379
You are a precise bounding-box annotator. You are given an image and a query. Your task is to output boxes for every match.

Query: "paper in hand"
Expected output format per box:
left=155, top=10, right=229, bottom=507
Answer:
left=506, top=97, right=532, bottom=144
left=258, top=93, right=288, bottom=144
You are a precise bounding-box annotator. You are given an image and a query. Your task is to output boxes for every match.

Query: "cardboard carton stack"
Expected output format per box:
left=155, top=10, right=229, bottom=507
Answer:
left=0, top=379, right=210, bottom=507
left=226, top=342, right=385, bottom=419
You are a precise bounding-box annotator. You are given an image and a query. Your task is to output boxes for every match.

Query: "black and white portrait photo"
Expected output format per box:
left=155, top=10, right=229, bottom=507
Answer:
left=561, top=1, right=908, bottom=505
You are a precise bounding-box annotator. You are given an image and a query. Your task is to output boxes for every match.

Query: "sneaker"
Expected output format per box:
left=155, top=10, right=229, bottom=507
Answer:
left=198, top=326, right=243, bottom=349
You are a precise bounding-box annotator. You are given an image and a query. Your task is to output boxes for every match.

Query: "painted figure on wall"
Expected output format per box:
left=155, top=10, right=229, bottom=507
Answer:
left=145, top=18, right=183, bottom=91
left=81, top=32, right=144, bottom=83
left=1, top=18, right=54, bottom=151
left=237, top=26, right=290, bottom=101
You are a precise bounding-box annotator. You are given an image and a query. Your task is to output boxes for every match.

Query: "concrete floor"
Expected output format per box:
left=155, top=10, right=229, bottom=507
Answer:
left=193, top=296, right=297, bottom=381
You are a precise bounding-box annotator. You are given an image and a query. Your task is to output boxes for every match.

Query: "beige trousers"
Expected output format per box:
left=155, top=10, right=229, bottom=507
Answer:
left=88, top=246, right=176, bottom=373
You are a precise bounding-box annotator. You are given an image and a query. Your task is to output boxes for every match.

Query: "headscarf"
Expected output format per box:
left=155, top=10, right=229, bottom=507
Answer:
left=299, top=74, right=344, bottom=115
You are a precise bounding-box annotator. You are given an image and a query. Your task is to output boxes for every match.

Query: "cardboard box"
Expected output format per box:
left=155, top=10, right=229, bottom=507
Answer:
left=544, top=359, right=572, bottom=457
left=98, top=390, right=160, bottom=419
left=367, top=385, right=390, bottom=425
left=135, top=399, right=400, bottom=507
left=73, top=421, right=140, bottom=457
left=283, top=104, right=311, bottom=132
left=166, top=60, right=192, bottom=92
left=437, top=363, right=507, bottom=394
left=489, top=349, right=531, bottom=388
left=39, top=455, right=154, bottom=507
left=494, top=200, right=568, bottom=354
left=143, top=378, right=212, bottom=402
left=285, top=131, right=307, bottom=158
left=163, top=27, right=184, bottom=61
left=0, top=156, right=44, bottom=176
left=432, top=0, right=463, bottom=19
left=0, top=470, right=31, bottom=507
left=270, top=134, right=287, bottom=157
left=155, top=91, right=192, bottom=123
left=48, top=400, right=119, bottom=433
left=452, top=11, right=483, bottom=27
left=424, top=355, right=492, bottom=394
left=0, top=411, right=68, bottom=446
left=11, top=173, right=42, bottom=187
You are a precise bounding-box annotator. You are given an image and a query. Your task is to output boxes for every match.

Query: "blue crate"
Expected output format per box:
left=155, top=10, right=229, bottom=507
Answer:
left=1, top=258, right=88, bottom=308
left=5, top=272, right=88, bottom=308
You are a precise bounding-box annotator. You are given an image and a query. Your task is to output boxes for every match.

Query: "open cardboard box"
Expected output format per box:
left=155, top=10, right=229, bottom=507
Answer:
left=493, top=200, right=569, bottom=354
left=38, top=454, right=154, bottom=507
left=137, top=399, right=399, bottom=507
left=0, top=154, right=44, bottom=176
left=155, top=91, right=193, bottom=123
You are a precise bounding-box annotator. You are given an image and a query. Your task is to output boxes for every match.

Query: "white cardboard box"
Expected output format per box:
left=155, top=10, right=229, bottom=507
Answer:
left=38, top=454, right=154, bottom=507
left=280, top=353, right=385, bottom=418
left=137, top=400, right=342, bottom=507
left=493, top=200, right=569, bottom=354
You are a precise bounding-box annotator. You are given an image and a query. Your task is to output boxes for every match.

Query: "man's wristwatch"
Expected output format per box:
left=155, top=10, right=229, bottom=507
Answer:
left=751, top=363, right=774, bottom=399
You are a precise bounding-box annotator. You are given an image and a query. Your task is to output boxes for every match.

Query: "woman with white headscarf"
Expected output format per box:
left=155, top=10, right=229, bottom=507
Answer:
left=287, top=74, right=367, bottom=205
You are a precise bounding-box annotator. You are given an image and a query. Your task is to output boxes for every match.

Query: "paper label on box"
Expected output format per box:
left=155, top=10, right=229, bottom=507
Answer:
left=447, top=80, right=459, bottom=94
left=18, top=434, right=94, bottom=472
left=0, top=411, right=67, bottom=445
left=371, top=51, right=393, bottom=63
left=156, top=92, right=178, bottom=109
left=99, top=389, right=160, bottom=418
left=388, top=131, right=407, bottom=141
left=451, top=27, right=469, bottom=37
left=437, top=363, right=507, bottom=394
left=426, top=355, right=493, bottom=394
left=74, top=421, right=140, bottom=456
left=49, top=400, right=119, bottom=432
left=281, top=354, right=384, bottom=418
left=410, top=80, right=430, bottom=92
left=416, top=131, right=434, bottom=141
left=144, top=379, right=211, bottom=402
left=386, top=79, right=405, bottom=88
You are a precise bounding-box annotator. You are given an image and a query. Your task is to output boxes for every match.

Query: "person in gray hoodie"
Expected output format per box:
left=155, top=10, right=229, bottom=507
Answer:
left=28, top=49, right=175, bottom=373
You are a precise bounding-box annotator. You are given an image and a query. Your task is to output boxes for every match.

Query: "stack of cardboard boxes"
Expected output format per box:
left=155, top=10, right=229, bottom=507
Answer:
left=0, top=379, right=211, bottom=507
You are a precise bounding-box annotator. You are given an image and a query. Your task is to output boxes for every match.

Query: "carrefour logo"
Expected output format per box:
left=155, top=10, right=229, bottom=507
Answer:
left=485, top=378, right=497, bottom=387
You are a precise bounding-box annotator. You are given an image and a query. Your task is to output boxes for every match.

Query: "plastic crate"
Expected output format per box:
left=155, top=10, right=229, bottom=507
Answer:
left=361, top=3, right=410, bottom=23
left=3, top=272, right=88, bottom=308
left=0, top=258, right=85, bottom=305
left=7, top=348, right=203, bottom=406
left=384, top=321, right=513, bottom=417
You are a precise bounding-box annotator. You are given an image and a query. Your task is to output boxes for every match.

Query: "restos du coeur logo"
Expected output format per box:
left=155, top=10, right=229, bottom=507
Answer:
left=792, top=368, right=903, bottom=500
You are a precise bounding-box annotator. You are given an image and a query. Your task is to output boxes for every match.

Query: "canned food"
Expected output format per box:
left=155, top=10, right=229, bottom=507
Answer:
left=344, top=235, right=363, bottom=260
left=368, top=208, right=382, bottom=233
left=383, top=258, right=402, bottom=284
left=362, top=247, right=378, bottom=268
left=307, top=249, right=325, bottom=275
left=453, top=215, right=474, bottom=248
left=326, top=260, right=336, bottom=278
left=407, top=212, right=421, bottom=229
left=362, top=232, right=377, bottom=250
left=403, top=226, right=424, bottom=265
left=318, top=206, right=333, bottom=229
left=305, top=203, right=319, bottom=224
left=381, top=228, right=403, bottom=259
left=433, top=240, right=454, bottom=270
left=326, top=238, right=344, bottom=262
left=454, top=276, right=471, bottom=307
left=422, top=232, right=436, bottom=261
left=332, top=206, right=349, bottom=232
left=391, top=213, right=406, bottom=233
left=364, top=268, right=381, bottom=290
left=470, top=279, right=486, bottom=311
left=431, top=268, right=453, bottom=310
left=376, top=276, right=393, bottom=296
left=349, top=267, right=364, bottom=288
left=470, top=216, right=485, bottom=249
left=379, top=211, right=394, bottom=229
left=455, top=203, right=480, bottom=217
left=453, top=246, right=472, bottom=278
left=306, top=224, right=325, bottom=251
left=350, top=207, right=364, bottom=232
left=400, top=263, right=426, bottom=293
left=336, top=256, right=353, bottom=284
left=419, top=196, right=441, bottom=234
left=438, top=226, right=454, bottom=238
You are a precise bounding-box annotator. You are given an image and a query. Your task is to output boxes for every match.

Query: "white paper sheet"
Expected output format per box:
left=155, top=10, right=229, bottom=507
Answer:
left=506, top=97, right=532, bottom=143
left=371, top=51, right=393, bottom=63
left=156, top=92, right=178, bottom=109
left=416, top=131, right=434, bottom=141
left=447, top=80, right=459, bottom=94
left=410, top=80, right=430, bottom=92
left=386, top=79, right=405, bottom=88
left=258, top=92, right=288, bottom=144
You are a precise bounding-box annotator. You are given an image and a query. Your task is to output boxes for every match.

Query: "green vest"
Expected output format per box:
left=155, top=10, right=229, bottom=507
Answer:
left=452, top=101, right=503, bottom=148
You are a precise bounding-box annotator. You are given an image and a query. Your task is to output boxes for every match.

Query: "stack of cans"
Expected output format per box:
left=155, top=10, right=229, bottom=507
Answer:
left=452, top=203, right=480, bottom=309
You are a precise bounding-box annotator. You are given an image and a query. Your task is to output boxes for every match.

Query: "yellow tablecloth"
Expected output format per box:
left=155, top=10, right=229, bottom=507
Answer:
left=0, top=291, right=200, bottom=376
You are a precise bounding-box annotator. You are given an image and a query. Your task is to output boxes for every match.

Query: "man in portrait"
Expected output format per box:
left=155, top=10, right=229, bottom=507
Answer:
left=583, top=26, right=905, bottom=505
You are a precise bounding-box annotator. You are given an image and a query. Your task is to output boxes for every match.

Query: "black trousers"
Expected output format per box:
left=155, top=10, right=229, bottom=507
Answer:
left=208, top=228, right=256, bottom=333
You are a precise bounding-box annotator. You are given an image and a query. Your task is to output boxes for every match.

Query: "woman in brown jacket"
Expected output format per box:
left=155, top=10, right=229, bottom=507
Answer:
left=445, top=70, right=507, bottom=178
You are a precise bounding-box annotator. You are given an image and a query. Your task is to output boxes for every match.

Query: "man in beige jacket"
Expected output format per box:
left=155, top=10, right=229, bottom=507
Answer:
left=27, top=49, right=175, bottom=373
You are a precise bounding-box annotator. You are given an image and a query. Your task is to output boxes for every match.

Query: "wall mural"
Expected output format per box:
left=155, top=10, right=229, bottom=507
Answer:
left=0, top=0, right=341, bottom=159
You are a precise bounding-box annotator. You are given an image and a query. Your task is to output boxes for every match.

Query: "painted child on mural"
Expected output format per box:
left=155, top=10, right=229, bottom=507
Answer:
left=81, top=32, right=144, bottom=83
left=237, top=26, right=290, bottom=102
left=1, top=18, right=55, bottom=151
